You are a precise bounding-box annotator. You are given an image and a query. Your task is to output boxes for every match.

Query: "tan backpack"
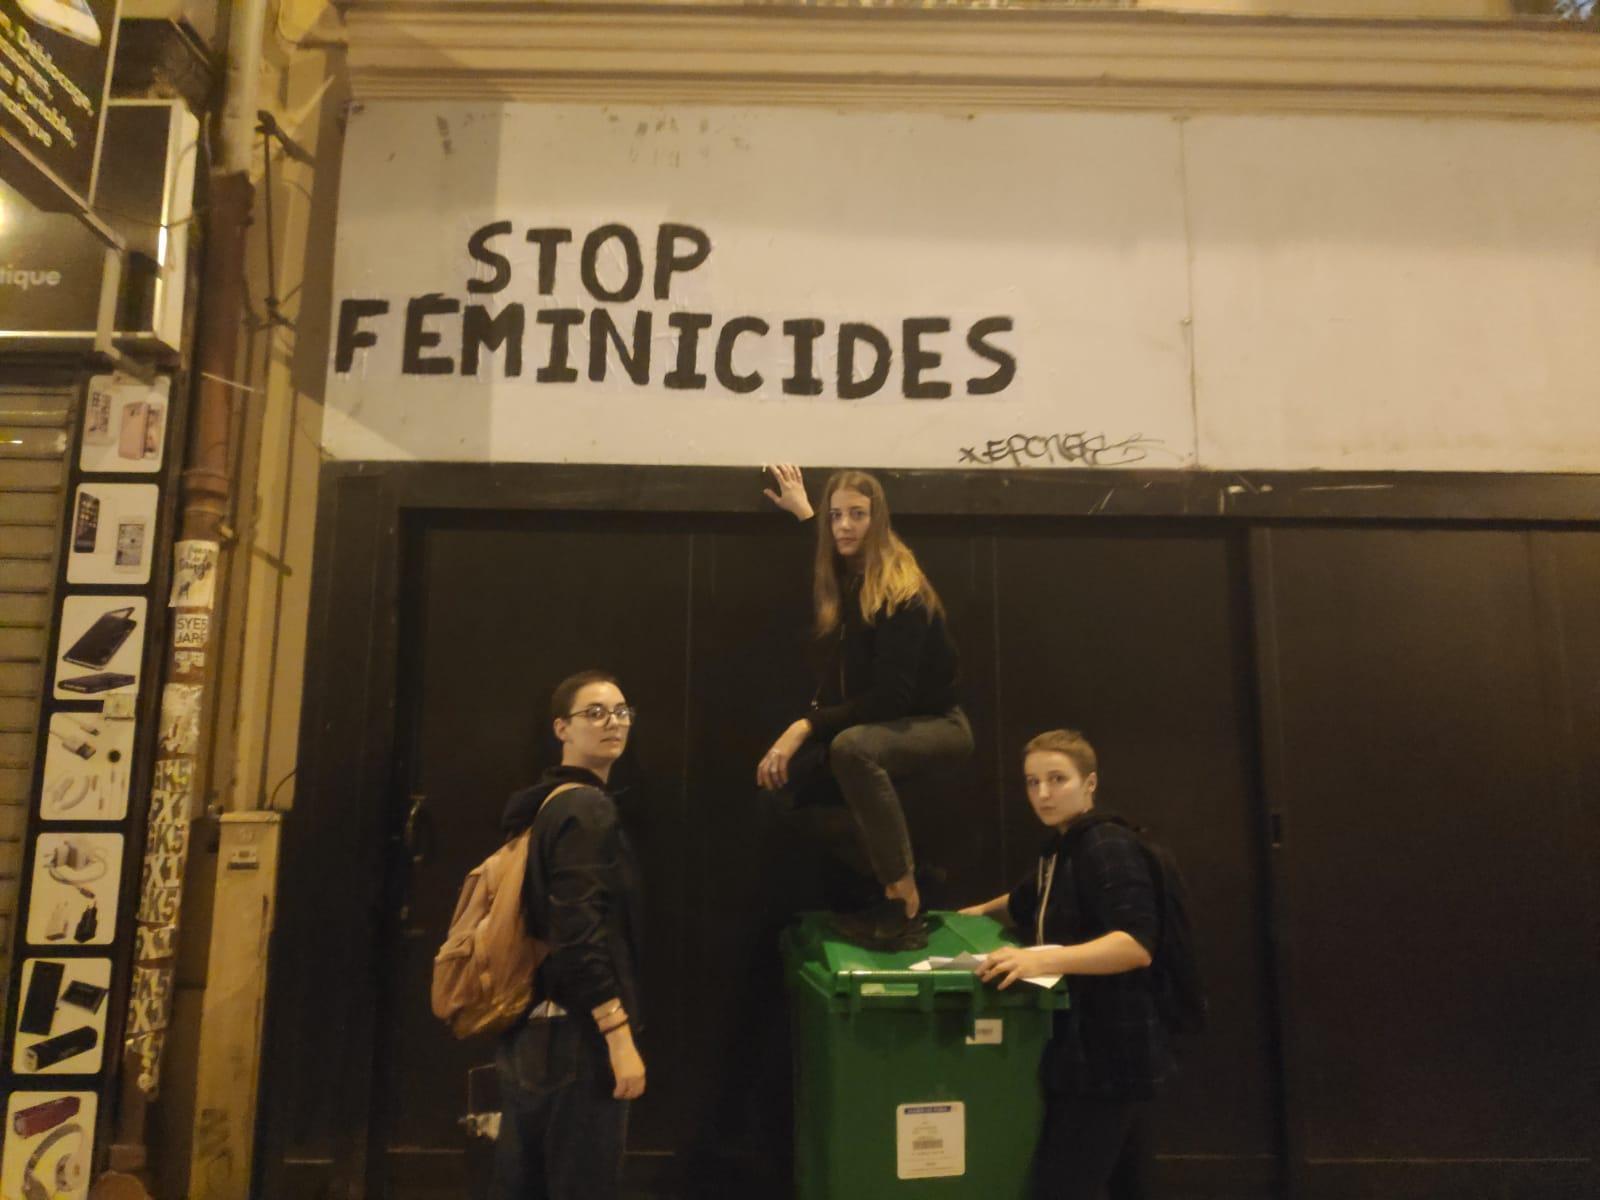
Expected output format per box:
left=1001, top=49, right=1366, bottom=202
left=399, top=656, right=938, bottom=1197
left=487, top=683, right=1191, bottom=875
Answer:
left=431, top=783, right=582, bottom=1039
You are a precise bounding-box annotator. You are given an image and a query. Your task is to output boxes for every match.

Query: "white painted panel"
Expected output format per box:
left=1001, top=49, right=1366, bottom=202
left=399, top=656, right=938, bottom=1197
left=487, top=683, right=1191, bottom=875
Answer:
left=1186, top=115, right=1600, bottom=472
left=325, top=103, right=1197, bottom=469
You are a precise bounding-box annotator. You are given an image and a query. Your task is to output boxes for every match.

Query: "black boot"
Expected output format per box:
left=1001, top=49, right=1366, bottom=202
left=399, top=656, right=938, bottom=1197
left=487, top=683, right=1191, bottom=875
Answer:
left=826, top=900, right=930, bottom=953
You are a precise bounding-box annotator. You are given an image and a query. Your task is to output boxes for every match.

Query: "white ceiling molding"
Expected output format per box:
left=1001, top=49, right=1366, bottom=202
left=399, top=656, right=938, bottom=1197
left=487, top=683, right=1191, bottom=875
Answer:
left=336, top=2, right=1600, bottom=119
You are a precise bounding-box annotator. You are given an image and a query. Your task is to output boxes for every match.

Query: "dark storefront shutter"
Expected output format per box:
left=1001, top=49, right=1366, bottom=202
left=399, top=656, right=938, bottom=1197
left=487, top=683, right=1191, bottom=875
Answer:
left=0, top=387, right=73, bottom=1010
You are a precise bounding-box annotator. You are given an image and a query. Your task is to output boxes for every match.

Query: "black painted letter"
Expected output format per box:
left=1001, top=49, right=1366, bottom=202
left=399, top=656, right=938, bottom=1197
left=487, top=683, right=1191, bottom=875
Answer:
left=782, top=319, right=825, bottom=396
left=535, top=309, right=584, bottom=383
left=838, top=323, right=891, bottom=400
left=402, top=294, right=460, bottom=375
left=589, top=309, right=653, bottom=385
left=966, top=317, right=1016, bottom=395
left=902, top=317, right=952, bottom=400
left=462, top=304, right=525, bottom=376
left=525, top=229, right=573, bottom=295
left=334, top=298, right=389, bottom=373
left=654, top=224, right=711, bottom=300
left=665, top=312, right=713, bottom=390
left=466, top=221, right=513, bottom=294
left=715, top=316, right=769, bottom=394
left=581, top=225, right=644, bottom=303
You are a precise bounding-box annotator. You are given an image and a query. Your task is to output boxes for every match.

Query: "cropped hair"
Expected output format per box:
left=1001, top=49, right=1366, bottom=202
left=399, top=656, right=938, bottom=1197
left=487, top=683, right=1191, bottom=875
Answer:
left=550, top=669, right=620, bottom=723
left=1023, top=729, right=1099, bottom=779
left=813, top=470, right=944, bottom=637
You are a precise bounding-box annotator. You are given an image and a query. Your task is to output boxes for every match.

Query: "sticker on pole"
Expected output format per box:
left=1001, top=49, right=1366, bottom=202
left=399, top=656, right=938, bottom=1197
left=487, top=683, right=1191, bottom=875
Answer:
left=896, top=1101, right=964, bottom=1179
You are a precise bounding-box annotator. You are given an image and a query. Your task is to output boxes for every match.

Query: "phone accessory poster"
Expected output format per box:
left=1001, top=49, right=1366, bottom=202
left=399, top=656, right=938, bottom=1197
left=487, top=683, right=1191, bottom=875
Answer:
left=66, top=482, right=158, bottom=584
left=25, top=832, right=121, bottom=947
left=80, top=374, right=168, bottom=474
left=41, top=707, right=132, bottom=820
left=1, top=1090, right=96, bottom=1200
left=52, top=594, right=145, bottom=699
left=11, top=957, right=111, bottom=1075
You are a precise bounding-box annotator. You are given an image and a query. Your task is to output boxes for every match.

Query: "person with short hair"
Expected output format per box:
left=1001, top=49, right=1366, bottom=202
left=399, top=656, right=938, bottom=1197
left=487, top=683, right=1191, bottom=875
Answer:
left=760, top=464, right=974, bottom=949
left=962, top=729, right=1173, bottom=1200
left=490, top=670, right=645, bottom=1200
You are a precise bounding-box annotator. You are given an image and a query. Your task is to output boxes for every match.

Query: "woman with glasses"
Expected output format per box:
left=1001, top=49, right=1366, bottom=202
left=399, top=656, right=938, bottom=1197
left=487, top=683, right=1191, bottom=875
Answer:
left=758, top=464, right=973, bottom=949
left=492, top=670, right=645, bottom=1200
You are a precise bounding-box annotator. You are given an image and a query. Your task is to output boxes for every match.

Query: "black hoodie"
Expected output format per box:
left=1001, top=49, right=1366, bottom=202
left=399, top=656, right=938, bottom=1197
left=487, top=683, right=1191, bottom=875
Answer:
left=501, top=765, right=644, bottom=1032
left=807, top=573, right=961, bottom=742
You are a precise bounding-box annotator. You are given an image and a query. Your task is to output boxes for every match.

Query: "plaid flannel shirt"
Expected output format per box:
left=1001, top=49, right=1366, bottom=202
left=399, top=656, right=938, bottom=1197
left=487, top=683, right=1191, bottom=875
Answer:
left=1008, top=815, right=1175, bottom=1100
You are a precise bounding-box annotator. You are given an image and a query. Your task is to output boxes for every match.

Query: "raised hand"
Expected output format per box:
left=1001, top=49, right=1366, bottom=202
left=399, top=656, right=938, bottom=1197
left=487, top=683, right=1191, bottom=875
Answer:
left=762, top=463, right=813, bottom=521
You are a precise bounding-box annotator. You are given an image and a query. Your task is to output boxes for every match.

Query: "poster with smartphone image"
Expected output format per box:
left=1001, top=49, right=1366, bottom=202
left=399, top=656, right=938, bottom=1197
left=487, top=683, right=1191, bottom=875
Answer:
left=67, top=483, right=158, bottom=585
left=79, top=374, right=169, bottom=475
left=11, top=958, right=111, bottom=1075
left=25, top=833, right=122, bottom=948
left=52, top=595, right=146, bottom=699
left=41, top=703, right=134, bottom=822
left=1, top=1090, right=96, bottom=1200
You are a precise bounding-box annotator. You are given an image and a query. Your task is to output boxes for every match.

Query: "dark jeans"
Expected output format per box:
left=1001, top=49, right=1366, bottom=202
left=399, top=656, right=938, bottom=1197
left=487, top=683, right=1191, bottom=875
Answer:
left=489, top=1018, right=629, bottom=1200
left=827, top=707, right=974, bottom=886
left=1034, top=1092, right=1153, bottom=1200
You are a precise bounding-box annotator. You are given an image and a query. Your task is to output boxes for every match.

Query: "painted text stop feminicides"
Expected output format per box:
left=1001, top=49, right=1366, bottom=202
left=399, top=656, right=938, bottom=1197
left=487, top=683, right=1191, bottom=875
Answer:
left=332, top=222, right=1017, bottom=399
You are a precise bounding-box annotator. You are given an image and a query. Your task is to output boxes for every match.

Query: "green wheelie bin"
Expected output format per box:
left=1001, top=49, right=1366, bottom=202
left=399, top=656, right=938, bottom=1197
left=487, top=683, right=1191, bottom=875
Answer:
left=782, top=911, right=1070, bottom=1200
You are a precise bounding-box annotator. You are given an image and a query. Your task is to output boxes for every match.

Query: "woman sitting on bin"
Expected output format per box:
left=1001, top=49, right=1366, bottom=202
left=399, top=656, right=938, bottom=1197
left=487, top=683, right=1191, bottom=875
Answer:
left=757, top=463, right=974, bottom=951
left=962, top=729, right=1173, bottom=1200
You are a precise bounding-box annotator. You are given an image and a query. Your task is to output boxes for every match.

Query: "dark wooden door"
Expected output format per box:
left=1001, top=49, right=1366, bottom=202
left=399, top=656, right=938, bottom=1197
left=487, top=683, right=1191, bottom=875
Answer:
left=376, top=514, right=695, bottom=1198
left=373, top=511, right=1281, bottom=1198
left=1255, top=527, right=1600, bottom=1200
left=991, top=526, right=1281, bottom=1197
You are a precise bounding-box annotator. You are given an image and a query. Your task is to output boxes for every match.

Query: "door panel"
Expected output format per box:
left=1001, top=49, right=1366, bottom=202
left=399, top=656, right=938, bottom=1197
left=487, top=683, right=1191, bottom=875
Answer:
left=378, top=515, right=693, bottom=1193
left=995, top=526, right=1280, bottom=1190
left=375, top=510, right=1280, bottom=1198
left=1260, top=528, right=1597, bottom=1194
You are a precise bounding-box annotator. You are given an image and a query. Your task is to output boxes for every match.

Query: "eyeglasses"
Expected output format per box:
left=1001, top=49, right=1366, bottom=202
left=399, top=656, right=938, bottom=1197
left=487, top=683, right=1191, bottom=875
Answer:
left=565, top=704, right=637, bottom=725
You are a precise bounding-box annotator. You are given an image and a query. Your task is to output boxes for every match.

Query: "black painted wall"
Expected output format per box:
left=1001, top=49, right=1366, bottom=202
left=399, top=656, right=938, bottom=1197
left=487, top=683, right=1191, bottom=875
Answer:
left=257, top=466, right=1600, bottom=1200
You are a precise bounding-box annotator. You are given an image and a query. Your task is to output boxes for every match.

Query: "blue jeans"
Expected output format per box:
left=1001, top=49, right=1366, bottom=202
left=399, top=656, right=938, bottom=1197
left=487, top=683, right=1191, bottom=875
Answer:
left=489, top=1017, right=629, bottom=1200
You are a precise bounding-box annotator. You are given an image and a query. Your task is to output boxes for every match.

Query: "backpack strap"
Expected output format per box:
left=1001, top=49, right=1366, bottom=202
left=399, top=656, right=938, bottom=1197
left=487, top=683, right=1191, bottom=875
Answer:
left=524, top=784, right=595, bottom=857
left=535, top=781, right=586, bottom=821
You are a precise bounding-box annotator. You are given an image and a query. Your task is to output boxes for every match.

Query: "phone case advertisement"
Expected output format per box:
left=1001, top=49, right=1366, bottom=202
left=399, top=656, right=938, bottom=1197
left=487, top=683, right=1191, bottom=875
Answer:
left=51, top=594, right=145, bottom=699
left=80, top=374, right=169, bottom=474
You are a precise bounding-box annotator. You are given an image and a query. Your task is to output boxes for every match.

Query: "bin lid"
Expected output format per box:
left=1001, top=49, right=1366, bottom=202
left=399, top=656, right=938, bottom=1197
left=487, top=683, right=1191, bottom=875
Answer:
left=784, top=911, right=1069, bottom=1012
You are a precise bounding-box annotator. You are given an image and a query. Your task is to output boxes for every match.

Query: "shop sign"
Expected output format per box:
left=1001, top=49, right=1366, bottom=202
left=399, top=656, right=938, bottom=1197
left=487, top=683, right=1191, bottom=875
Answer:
left=0, top=0, right=119, bottom=214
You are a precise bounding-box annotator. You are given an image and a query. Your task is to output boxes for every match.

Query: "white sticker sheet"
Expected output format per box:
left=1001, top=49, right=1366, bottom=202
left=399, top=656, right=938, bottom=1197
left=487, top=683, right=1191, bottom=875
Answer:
left=896, top=1101, right=965, bottom=1180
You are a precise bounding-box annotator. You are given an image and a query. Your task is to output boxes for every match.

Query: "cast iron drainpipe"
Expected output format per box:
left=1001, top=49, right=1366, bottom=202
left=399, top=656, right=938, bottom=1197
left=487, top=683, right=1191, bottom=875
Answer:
left=91, top=0, right=264, bottom=1190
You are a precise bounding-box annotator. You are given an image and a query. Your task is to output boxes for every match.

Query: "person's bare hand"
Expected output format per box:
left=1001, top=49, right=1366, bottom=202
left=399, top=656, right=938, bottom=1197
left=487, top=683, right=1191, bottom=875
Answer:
left=757, top=719, right=811, bottom=790
left=607, top=1035, right=646, bottom=1100
left=762, top=463, right=813, bottom=521
left=976, top=946, right=1048, bottom=990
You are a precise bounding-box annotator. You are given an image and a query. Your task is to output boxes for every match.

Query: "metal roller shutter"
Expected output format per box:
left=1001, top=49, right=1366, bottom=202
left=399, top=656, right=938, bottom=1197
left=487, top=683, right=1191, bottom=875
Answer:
left=0, top=387, right=73, bottom=1017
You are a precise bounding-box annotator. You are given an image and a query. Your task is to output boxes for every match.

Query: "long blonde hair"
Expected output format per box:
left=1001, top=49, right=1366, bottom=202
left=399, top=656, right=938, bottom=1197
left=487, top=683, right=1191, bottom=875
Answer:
left=813, top=470, right=944, bottom=637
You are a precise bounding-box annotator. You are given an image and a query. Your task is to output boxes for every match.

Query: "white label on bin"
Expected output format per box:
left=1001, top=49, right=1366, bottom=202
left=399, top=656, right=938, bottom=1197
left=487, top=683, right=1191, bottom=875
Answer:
left=896, top=1102, right=965, bottom=1179
left=966, top=1018, right=1003, bottom=1046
